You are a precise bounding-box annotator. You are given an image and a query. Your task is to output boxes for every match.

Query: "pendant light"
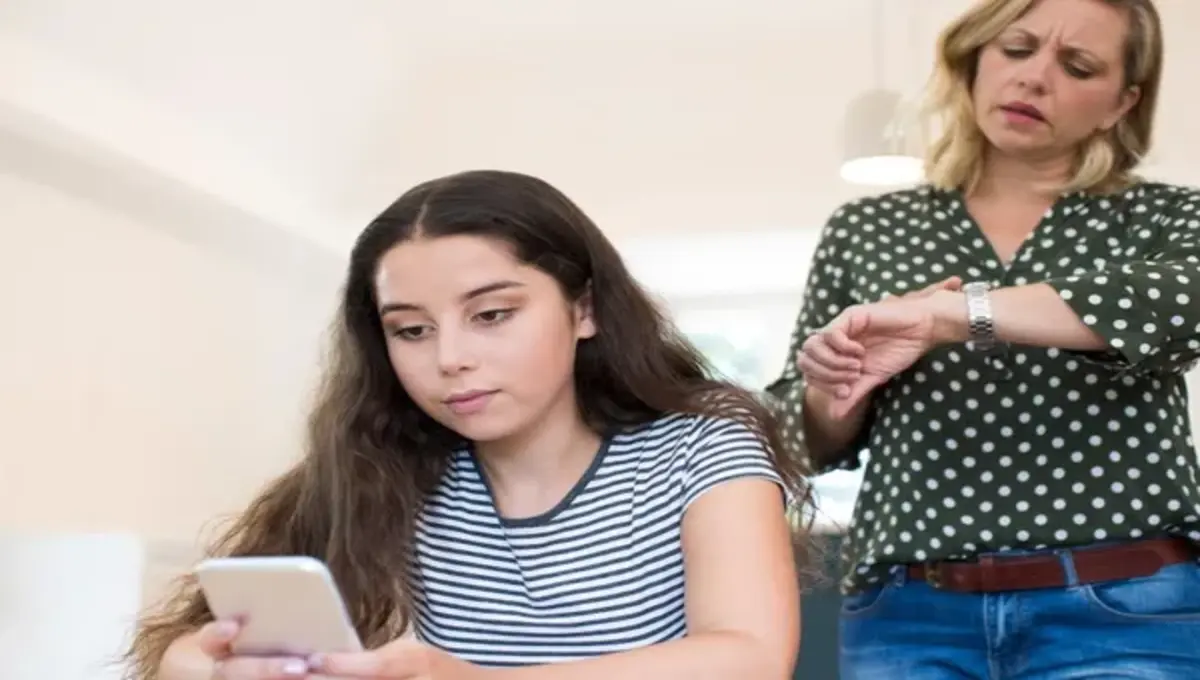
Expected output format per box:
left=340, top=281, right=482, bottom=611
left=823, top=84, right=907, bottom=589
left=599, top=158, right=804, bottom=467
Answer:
left=838, top=0, right=923, bottom=187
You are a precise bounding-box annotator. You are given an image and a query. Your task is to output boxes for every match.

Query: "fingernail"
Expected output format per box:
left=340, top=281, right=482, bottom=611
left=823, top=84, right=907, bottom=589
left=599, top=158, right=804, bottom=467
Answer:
left=307, top=653, right=324, bottom=668
left=282, top=659, right=308, bottom=676
left=213, top=620, right=238, bottom=637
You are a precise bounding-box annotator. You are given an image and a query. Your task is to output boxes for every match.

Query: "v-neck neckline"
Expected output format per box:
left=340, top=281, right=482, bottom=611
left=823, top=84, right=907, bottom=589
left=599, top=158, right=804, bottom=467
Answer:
left=937, top=187, right=1092, bottom=278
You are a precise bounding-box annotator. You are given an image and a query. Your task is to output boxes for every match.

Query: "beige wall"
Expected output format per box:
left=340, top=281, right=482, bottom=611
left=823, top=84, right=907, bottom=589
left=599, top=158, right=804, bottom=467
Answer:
left=0, top=168, right=339, bottom=550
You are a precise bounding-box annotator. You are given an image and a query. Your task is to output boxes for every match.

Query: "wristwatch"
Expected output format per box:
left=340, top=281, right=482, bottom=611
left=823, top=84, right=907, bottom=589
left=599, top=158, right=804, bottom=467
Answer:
left=963, top=281, right=996, bottom=353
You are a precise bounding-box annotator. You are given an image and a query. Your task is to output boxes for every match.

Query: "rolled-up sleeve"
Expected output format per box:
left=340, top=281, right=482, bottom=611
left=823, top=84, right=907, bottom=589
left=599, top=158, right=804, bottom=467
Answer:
left=763, top=210, right=870, bottom=474
left=1044, top=188, right=1200, bottom=375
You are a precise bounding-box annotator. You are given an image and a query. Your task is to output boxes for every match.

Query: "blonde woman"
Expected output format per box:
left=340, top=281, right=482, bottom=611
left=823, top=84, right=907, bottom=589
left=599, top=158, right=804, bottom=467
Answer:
left=770, top=0, right=1200, bottom=676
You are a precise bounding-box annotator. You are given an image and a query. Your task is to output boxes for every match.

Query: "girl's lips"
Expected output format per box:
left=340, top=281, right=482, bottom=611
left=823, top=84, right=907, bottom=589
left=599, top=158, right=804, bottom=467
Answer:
left=444, top=390, right=497, bottom=415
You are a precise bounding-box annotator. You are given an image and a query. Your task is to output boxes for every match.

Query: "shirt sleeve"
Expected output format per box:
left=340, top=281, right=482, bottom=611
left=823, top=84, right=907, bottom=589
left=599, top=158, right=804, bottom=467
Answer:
left=1042, top=188, right=1200, bottom=376
left=762, top=208, right=874, bottom=474
left=682, top=417, right=785, bottom=512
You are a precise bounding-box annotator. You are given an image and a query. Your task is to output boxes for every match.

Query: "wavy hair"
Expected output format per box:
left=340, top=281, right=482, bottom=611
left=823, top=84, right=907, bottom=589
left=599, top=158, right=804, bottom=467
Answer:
left=922, top=0, right=1164, bottom=194
left=122, top=169, right=813, bottom=678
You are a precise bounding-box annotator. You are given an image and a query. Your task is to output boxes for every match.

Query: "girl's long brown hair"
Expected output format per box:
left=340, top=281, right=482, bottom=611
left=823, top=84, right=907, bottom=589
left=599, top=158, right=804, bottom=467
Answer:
left=123, top=169, right=812, bottom=678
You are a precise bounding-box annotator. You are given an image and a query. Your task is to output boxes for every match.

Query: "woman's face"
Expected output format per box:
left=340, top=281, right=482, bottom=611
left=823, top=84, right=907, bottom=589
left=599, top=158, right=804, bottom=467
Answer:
left=374, top=234, right=595, bottom=444
left=972, top=0, right=1140, bottom=161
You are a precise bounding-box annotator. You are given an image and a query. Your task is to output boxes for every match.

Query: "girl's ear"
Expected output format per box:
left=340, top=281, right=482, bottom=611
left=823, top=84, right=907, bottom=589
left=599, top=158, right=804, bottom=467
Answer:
left=574, top=283, right=597, bottom=340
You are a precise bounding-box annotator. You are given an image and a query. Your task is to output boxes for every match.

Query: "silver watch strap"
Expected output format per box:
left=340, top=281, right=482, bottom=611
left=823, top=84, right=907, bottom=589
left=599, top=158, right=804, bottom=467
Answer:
left=963, top=281, right=996, bottom=352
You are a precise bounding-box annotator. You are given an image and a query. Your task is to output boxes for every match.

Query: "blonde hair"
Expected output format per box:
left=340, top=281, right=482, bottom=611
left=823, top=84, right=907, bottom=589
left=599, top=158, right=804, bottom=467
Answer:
left=922, top=0, right=1164, bottom=194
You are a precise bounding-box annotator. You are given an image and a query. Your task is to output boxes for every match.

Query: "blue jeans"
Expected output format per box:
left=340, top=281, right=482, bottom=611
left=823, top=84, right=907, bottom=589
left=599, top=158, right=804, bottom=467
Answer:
left=839, top=557, right=1200, bottom=679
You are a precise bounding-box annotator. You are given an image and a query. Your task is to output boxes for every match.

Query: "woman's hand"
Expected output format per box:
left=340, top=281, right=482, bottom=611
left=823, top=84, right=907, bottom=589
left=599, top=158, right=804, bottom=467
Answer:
left=307, top=638, right=478, bottom=680
left=797, top=315, right=867, bottom=400
left=183, top=619, right=311, bottom=680
left=799, top=277, right=962, bottom=418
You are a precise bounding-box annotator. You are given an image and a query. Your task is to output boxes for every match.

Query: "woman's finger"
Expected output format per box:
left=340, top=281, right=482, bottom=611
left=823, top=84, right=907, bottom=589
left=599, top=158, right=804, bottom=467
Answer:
left=802, top=334, right=862, bottom=371
left=797, top=344, right=859, bottom=380
left=797, top=352, right=858, bottom=389
left=828, top=376, right=883, bottom=419
left=818, top=381, right=854, bottom=400
left=822, top=326, right=866, bottom=356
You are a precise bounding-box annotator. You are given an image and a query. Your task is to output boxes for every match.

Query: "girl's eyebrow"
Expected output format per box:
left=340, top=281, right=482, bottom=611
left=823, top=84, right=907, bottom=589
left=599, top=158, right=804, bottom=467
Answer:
left=378, top=280, right=525, bottom=314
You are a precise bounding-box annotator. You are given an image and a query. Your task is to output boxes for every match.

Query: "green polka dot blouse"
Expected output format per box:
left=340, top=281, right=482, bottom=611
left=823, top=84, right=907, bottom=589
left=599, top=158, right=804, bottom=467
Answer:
left=766, top=182, right=1200, bottom=594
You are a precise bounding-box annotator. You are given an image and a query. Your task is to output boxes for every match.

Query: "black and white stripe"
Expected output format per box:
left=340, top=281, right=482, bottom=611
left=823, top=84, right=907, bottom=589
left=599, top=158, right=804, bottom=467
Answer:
left=411, top=412, right=782, bottom=667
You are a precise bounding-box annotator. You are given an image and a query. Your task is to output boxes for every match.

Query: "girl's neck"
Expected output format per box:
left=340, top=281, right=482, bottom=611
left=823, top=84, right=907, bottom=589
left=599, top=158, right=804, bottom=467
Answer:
left=474, top=389, right=601, bottom=501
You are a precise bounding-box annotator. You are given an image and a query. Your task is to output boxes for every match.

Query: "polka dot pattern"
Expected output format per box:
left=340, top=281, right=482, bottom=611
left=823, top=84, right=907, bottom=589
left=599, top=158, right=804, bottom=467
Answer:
left=764, top=183, right=1200, bottom=594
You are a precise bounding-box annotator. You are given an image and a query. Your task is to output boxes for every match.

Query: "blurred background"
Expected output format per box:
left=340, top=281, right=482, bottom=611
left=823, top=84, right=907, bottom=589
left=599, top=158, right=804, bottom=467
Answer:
left=2, top=1, right=1199, bottom=678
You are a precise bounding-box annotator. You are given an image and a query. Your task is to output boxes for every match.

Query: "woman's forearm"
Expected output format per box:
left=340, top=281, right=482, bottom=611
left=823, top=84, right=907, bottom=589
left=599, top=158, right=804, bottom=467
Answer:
left=483, top=632, right=791, bottom=680
left=929, top=284, right=1107, bottom=350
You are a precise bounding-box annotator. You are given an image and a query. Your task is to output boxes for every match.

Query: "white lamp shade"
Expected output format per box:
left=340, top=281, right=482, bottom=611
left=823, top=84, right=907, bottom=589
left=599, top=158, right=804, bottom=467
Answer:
left=840, top=89, right=924, bottom=186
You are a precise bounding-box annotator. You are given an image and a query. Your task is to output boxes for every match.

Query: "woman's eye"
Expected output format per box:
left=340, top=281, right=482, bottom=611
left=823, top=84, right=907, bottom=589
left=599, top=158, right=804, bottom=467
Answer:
left=475, top=308, right=514, bottom=325
left=1064, top=62, right=1095, bottom=79
left=1001, top=46, right=1033, bottom=59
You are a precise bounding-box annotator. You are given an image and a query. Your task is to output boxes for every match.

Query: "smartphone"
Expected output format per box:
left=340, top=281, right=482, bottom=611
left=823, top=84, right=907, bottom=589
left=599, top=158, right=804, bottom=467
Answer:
left=194, top=555, right=363, bottom=657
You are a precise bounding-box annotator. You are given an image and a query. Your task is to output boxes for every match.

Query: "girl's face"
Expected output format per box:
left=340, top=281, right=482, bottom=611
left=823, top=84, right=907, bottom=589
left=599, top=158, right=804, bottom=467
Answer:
left=374, top=234, right=595, bottom=444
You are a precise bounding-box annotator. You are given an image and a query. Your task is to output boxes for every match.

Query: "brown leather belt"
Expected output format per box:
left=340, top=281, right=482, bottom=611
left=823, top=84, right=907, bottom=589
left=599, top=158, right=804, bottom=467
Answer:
left=907, top=537, right=1196, bottom=593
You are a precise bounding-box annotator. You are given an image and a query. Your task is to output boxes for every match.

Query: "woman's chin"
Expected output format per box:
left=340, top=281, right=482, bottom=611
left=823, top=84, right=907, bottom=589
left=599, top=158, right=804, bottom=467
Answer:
left=982, top=128, right=1060, bottom=159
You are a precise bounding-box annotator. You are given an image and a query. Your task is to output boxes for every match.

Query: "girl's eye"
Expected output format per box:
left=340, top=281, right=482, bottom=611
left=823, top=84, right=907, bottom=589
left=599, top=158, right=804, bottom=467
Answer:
left=393, top=325, right=430, bottom=340
left=475, top=308, right=515, bottom=325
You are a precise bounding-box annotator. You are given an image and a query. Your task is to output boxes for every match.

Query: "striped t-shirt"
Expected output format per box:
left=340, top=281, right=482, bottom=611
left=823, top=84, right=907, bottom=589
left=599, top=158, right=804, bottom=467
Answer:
left=410, top=412, right=784, bottom=667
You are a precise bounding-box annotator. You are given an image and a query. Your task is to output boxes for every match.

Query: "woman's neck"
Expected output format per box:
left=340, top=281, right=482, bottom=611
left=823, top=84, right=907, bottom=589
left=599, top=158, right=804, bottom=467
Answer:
left=971, top=148, right=1073, bottom=203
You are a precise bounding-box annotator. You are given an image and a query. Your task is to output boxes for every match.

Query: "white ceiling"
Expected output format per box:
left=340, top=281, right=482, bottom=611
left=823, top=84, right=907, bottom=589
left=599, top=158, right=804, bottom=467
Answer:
left=2, top=0, right=1199, bottom=255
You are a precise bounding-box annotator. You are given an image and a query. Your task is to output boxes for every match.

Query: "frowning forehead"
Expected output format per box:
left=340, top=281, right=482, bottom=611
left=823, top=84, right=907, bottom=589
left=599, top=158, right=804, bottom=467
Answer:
left=1007, top=0, right=1129, bottom=59
left=374, top=235, right=531, bottom=312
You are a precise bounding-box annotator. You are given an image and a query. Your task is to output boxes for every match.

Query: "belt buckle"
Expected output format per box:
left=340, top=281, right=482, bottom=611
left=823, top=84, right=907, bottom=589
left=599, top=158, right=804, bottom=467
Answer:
left=924, top=561, right=944, bottom=589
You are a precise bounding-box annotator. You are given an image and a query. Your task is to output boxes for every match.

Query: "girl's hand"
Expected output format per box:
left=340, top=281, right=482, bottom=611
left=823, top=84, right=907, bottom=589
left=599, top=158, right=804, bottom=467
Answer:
left=188, top=619, right=311, bottom=679
left=307, top=638, right=478, bottom=680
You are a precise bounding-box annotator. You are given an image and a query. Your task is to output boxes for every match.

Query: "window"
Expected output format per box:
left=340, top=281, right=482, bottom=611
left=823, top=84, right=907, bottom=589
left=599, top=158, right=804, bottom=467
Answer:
left=669, top=295, right=864, bottom=533
left=619, top=229, right=864, bottom=533
left=671, top=299, right=795, bottom=388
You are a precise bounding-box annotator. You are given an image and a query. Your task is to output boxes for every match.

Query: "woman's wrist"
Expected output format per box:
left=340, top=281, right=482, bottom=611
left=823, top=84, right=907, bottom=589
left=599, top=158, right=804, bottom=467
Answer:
left=924, top=289, right=971, bottom=345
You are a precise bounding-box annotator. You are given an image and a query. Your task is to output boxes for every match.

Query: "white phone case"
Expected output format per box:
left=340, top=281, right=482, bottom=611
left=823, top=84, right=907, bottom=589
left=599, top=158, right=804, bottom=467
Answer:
left=195, top=555, right=363, bottom=656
